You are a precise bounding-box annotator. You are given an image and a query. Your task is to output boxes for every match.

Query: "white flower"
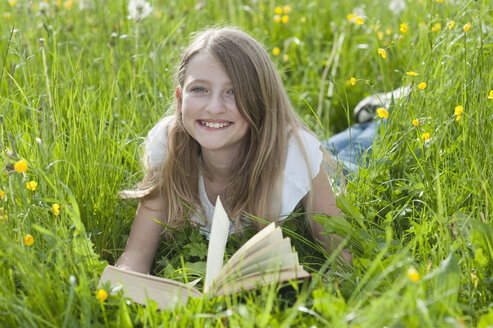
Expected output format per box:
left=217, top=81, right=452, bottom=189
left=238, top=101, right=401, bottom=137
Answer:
left=128, top=0, right=152, bottom=22
left=388, top=0, right=406, bottom=15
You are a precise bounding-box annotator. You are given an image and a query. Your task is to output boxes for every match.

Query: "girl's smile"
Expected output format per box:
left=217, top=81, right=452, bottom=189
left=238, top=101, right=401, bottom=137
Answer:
left=178, top=53, right=249, bottom=156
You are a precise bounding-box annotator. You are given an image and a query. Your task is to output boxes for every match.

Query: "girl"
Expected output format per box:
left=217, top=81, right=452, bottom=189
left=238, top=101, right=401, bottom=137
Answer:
left=115, top=26, right=352, bottom=274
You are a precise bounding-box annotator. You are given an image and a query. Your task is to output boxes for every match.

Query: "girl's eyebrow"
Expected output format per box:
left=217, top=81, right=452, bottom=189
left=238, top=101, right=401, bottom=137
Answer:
left=186, top=78, right=233, bottom=86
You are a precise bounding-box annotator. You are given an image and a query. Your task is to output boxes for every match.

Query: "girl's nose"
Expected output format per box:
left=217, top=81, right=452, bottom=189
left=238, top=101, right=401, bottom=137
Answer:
left=205, top=93, right=227, bottom=114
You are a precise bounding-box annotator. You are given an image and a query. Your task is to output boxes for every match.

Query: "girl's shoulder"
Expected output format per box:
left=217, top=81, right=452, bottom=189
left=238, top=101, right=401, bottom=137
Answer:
left=144, top=115, right=175, bottom=170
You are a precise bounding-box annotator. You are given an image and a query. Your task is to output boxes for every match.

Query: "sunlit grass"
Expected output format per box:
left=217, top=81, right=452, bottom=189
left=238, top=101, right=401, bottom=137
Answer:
left=1, top=0, right=492, bottom=326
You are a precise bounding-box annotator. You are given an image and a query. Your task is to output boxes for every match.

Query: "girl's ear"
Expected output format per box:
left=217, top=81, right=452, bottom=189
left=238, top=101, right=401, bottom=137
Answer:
left=175, top=87, right=182, bottom=112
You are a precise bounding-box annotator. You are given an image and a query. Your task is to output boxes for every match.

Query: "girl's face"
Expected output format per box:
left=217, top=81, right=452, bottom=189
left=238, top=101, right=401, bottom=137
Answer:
left=178, top=53, right=249, bottom=156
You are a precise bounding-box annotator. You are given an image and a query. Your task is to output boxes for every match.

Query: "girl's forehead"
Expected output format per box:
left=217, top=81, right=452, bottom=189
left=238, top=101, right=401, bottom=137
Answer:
left=184, top=53, right=232, bottom=84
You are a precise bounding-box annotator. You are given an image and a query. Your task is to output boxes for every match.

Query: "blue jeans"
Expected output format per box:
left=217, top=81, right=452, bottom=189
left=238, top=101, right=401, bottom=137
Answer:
left=323, top=121, right=378, bottom=175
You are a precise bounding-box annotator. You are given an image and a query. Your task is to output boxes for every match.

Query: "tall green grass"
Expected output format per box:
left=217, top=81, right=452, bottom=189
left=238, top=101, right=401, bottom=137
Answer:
left=1, top=0, right=492, bottom=326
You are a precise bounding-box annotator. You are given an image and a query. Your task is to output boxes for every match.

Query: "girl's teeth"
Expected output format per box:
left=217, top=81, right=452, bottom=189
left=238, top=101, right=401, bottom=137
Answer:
left=201, top=121, right=230, bottom=128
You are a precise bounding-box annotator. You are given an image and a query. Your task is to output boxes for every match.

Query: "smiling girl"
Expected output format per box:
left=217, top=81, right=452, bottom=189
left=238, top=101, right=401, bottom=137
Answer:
left=115, top=26, right=352, bottom=273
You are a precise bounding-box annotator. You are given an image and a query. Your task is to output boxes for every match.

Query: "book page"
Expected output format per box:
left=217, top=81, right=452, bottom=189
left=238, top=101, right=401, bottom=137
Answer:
left=99, top=265, right=202, bottom=310
left=204, top=196, right=230, bottom=293
left=225, top=223, right=281, bottom=269
left=215, top=266, right=310, bottom=296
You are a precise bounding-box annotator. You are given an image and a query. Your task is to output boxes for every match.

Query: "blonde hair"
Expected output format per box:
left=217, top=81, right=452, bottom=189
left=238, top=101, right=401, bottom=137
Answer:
left=123, top=26, right=336, bottom=230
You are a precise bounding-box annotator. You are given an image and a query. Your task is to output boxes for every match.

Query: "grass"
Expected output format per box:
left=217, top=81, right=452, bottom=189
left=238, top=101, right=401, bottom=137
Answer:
left=1, top=0, right=492, bottom=326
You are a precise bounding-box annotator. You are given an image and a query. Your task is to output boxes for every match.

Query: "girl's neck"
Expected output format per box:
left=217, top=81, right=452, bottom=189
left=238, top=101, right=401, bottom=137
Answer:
left=200, top=148, right=235, bottom=182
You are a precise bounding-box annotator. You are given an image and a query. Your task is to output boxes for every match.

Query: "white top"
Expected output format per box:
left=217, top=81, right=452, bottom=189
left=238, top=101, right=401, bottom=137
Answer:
left=144, top=116, right=324, bottom=237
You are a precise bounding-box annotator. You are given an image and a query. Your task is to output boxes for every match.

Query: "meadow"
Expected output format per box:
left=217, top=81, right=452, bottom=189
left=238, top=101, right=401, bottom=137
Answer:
left=1, top=0, right=492, bottom=326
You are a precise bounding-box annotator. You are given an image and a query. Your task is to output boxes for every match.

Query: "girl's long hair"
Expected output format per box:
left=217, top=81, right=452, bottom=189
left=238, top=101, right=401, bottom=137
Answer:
left=122, top=26, right=336, bottom=230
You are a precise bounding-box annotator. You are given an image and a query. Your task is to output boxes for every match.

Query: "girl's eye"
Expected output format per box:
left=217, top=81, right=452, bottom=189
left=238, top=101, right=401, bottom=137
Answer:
left=191, top=87, right=207, bottom=93
left=226, top=89, right=234, bottom=95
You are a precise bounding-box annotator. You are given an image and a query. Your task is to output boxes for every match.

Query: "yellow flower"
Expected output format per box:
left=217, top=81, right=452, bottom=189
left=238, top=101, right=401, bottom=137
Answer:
left=52, top=203, right=60, bottom=216
left=4, top=12, right=11, bottom=20
left=300, top=17, right=306, bottom=24
left=26, top=181, right=38, bottom=191
left=455, top=115, right=462, bottom=122
left=24, top=234, right=34, bottom=246
left=463, top=22, right=471, bottom=33
left=417, top=82, right=427, bottom=90
left=406, top=71, right=419, bottom=77
left=400, top=23, right=408, bottom=33
left=274, top=15, right=281, bottom=23
left=282, top=54, right=289, bottom=62
left=421, top=132, right=431, bottom=141
left=0, top=190, right=5, bottom=200
left=63, top=0, right=73, bottom=10
left=386, top=28, right=392, bottom=35
left=355, top=17, right=364, bottom=25
left=436, top=0, right=443, bottom=2
left=448, top=20, right=455, bottom=30
left=96, top=289, right=108, bottom=302
left=281, top=15, right=289, bottom=24
left=8, top=0, right=18, bottom=6
left=378, top=31, right=383, bottom=40
left=283, top=5, right=292, bottom=14
left=347, top=13, right=355, bottom=21
left=376, top=108, right=389, bottom=119
left=349, top=77, right=356, bottom=86
left=454, top=105, right=464, bottom=116
left=0, top=208, right=8, bottom=222
left=407, top=267, right=420, bottom=283
left=412, top=119, right=420, bottom=127
left=274, top=6, right=283, bottom=15
left=432, top=23, right=441, bottom=32
left=378, top=48, right=387, bottom=59
left=14, top=159, right=28, bottom=174
left=272, top=47, right=281, bottom=56
left=488, top=90, right=493, bottom=99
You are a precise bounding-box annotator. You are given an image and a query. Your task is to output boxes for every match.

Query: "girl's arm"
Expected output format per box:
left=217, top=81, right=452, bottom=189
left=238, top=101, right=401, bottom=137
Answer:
left=302, top=165, right=353, bottom=265
left=115, top=194, right=166, bottom=273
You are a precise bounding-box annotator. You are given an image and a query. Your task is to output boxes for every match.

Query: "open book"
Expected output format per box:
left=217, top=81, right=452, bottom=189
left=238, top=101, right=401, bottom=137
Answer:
left=99, top=197, right=310, bottom=309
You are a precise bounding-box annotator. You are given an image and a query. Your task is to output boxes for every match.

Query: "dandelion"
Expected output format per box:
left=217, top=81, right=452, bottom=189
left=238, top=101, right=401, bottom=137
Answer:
left=407, top=267, right=420, bottom=283
left=378, top=31, right=383, bottom=40
left=447, top=20, right=455, bottom=30
left=417, top=82, right=427, bottom=90
left=488, top=90, right=493, bottom=99
left=282, top=54, right=289, bottom=62
left=281, top=15, right=289, bottom=24
left=52, top=203, right=60, bottom=216
left=355, top=17, right=364, bottom=25
left=24, top=234, right=34, bottom=246
left=378, top=48, right=387, bottom=59
left=127, top=0, right=152, bottom=22
left=432, top=23, right=441, bottom=32
left=347, top=13, right=356, bottom=21
left=63, top=0, right=73, bottom=10
left=4, top=12, right=11, bottom=20
left=0, top=208, right=7, bottom=222
left=421, top=132, right=431, bottom=141
left=283, top=5, right=292, bottom=14
left=272, top=47, right=281, bottom=56
left=412, top=119, right=419, bottom=127
left=96, top=289, right=108, bottom=302
left=388, top=0, right=406, bottom=15
left=376, top=108, right=389, bottom=119
left=0, top=190, right=5, bottom=200
left=463, top=22, right=471, bottom=33
left=274, top=15, right=281, bottom=23
left=26, top=181, right=38, bottom=191
left=436, top=0, right=443, bottom=2
left=274, top=6, right=283, bottom=15
left=406, top=71, right=419, bottom=77
left=454, top=105, right=463, bottom=116
left=14, top=159, right=28, bottom=174
left=386, top=28, right=392, bottom=35
left=400, top=23, right=408, bottom=33
left=455, top=115, right=461, bottom=122
left=8, top=0, right=18, bottom=6
left=349, top=77, right=356, bottom=86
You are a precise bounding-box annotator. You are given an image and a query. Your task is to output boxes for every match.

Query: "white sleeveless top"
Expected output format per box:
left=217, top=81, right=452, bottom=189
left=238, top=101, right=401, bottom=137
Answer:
left=144, top=116, right=324, bottom=237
